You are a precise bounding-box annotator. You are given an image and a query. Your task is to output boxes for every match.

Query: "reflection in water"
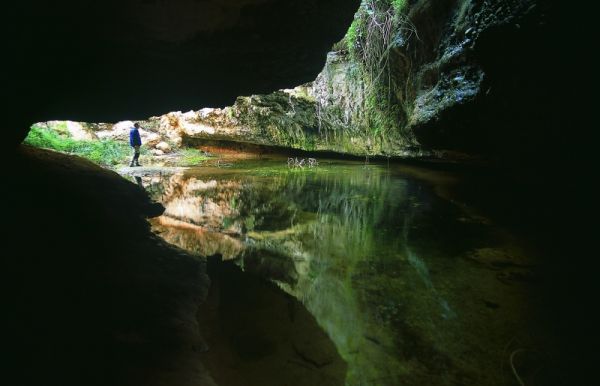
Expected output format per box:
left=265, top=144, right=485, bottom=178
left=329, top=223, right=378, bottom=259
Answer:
left=134, top=175, right=143, bottom=188
left=197, top=257, right=347, bottom=386
left=138, top=161, right=538, bottom=386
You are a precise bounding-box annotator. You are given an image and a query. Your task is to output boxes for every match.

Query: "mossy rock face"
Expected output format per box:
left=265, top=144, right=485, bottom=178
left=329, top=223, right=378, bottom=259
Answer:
left=159, top=77, right=427, bottom=157
left=154, top=88, right=319, bottom=151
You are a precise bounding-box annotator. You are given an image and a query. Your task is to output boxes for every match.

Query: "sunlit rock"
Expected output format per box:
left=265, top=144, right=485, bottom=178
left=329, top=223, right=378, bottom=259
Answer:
left=155, top=141, right=172, bottom=153
left=65, top=120, right=97, bottom=141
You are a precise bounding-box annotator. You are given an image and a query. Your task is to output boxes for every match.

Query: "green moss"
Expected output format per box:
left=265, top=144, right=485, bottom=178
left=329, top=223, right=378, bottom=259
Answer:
left=391, top=0, right=407, bottom=13
left=335, top=0, right=412, bottom=142
left=24, top=125, right=131, bottom=166
left=346, top=19, right=359, bottom=54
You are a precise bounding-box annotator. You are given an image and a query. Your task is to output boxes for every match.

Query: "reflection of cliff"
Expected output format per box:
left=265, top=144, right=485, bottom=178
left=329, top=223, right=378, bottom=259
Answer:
left=142, top=173, right=248, bottom=259
left=145, top=164, right=536, bottom=386
left=242, top=169, right=418, bottom=385
left=150, top=216, right=244, bottom=260
left=230, top=167, right=520, bottom=386
left=146, top=166, right=449, bottom=384
left=148, top=174, right=243, bottom=232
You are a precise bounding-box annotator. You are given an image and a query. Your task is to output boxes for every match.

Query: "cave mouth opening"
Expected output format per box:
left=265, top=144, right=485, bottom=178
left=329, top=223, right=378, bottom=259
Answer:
left=22, top=118, right=372, bottom=172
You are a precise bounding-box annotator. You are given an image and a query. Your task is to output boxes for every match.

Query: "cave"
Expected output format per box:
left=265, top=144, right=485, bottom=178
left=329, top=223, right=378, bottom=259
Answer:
left=5, top=1, right=591, bottom=386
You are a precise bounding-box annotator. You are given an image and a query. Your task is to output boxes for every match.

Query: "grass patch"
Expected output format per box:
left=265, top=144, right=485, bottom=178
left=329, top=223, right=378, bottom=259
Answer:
left=24, top=125, right=132, bottom=166
left=179, top=148, right=210, bottom=166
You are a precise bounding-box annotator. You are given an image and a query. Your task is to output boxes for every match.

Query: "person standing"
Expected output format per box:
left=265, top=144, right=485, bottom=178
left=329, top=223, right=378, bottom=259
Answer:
left=129, top=122, right=142, bottom=167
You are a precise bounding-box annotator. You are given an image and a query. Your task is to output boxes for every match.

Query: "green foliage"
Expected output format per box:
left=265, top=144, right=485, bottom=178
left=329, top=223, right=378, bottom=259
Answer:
left=24, top=125, right=131, bottom=166
left=337, top=0, right=416, bottom=141
left=346, top=19, right=359, bottom=54
left=179, top=148, right=210, bottom=166
left=391, top=0, right=407, bottom=13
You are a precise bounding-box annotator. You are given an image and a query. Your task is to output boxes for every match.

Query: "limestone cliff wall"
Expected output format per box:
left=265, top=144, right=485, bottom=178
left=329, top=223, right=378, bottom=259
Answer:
left=149, top=0, right=547, bottom=161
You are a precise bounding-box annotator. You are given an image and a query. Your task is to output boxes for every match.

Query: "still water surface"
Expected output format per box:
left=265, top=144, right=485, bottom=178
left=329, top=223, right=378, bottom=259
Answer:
left=132, top=159, right=540, bottom=386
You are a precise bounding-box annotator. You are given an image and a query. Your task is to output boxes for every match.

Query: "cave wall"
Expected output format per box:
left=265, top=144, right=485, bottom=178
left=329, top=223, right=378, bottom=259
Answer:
left=404, top=0, right=556, bottom=163
left=313, top=0, right=556, bottom=163
left=145, top=0, right=559, bottom=165
left=5, top=146, right=212, bottom=386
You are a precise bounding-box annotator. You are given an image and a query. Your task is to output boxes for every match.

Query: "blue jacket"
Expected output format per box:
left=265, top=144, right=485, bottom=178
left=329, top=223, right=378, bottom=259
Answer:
left=129, top=127, right=142, bottom=147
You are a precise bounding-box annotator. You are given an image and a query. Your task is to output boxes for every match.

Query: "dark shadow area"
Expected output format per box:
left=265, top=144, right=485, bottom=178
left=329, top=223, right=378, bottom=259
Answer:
left=3, top=146, right=210, bottom=386
left=407, top=3, right=594, bottom=382
left=198, top=255, right=347, bottom=386
left=400, top=165, right=595, bottom=386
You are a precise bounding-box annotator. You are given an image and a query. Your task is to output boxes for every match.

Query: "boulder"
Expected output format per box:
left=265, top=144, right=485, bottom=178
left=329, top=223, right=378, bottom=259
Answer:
left=155, top=141, right=172, bottom=153
left=143, top=132, right=162, bottom=148
left=158, top=113, right=185, bottom=147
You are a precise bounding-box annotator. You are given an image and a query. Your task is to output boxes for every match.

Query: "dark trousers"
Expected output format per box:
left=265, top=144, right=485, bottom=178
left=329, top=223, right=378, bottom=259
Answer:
left=130, top=145, right=140, bottom=165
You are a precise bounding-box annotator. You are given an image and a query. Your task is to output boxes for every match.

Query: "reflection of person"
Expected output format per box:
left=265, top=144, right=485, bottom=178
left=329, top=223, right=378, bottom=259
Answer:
left=129, top=122, right=142, bottom=167
left=134, top=176, right=144, bottom=189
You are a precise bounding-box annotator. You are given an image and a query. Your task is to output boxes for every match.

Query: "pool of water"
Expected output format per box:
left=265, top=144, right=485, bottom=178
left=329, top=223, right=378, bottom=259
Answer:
left=130, top=158, right=544, bottom=386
